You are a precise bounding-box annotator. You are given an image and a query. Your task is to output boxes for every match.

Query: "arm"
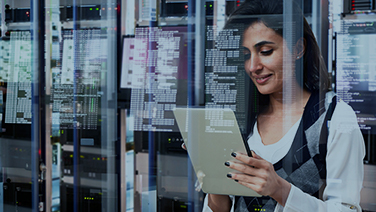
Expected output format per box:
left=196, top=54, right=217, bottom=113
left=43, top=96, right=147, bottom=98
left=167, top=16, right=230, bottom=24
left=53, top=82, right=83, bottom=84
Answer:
left=226, top=101, right=365, bottom=211
left=208, top=194, right=232, bottom=212
left=202, top=194, right=234, bottom=212
left=278, top=101, right=365, bottom=211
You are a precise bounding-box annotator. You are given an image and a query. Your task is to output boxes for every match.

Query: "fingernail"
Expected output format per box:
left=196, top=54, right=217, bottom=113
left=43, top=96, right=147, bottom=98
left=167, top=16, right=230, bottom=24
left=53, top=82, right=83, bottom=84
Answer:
left=250, top=150, right=255, bottom=156
left=224, top=161, right=230, bottom=167
left=226, top=173, right=232, bottom=178
left=234, top=179, right=238, bottom=182
left=231, top=152, right=237, bottom=157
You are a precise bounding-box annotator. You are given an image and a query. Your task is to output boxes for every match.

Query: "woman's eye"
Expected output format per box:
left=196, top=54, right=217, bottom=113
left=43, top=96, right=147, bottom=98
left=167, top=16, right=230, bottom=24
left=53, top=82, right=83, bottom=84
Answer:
left=261, top=49, right=273, bottom=55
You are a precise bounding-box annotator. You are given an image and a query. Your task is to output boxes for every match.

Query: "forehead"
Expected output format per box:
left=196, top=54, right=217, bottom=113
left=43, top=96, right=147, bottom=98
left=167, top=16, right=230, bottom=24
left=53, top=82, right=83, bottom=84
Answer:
left=242, top=22, right=283, bottom=46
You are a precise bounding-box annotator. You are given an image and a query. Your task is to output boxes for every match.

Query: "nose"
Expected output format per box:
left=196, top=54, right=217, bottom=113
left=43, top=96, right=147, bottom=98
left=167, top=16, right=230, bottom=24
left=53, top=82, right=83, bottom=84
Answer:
left=245, top=55, right=262, bottom=75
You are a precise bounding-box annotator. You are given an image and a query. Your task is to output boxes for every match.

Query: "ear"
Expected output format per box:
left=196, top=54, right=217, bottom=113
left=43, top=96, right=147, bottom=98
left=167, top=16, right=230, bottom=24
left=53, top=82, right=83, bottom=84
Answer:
left=294, top=37, right=306, bottom=60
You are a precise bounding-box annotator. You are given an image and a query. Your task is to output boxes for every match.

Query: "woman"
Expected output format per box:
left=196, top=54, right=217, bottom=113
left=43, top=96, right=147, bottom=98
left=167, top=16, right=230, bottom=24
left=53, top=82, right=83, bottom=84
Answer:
left=202, top=0, right=365, bottom=211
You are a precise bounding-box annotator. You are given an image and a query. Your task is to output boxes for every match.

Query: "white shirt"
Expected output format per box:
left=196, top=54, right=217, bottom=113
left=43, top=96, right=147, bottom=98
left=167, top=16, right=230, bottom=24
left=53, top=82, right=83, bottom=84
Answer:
left=249, top=118, right=301, bottom=164
left=202, top=100, right=365, bottom=212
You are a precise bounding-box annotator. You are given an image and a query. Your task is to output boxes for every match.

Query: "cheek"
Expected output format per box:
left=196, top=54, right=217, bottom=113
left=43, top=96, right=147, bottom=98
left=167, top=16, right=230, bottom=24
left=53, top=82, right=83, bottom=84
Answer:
left=266, top=55, right=284, bottom=73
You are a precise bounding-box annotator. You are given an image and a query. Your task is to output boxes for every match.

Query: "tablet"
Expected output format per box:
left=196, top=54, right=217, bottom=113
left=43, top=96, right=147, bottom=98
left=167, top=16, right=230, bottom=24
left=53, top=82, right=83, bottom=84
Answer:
left=173, top=107, right=261, bottom=197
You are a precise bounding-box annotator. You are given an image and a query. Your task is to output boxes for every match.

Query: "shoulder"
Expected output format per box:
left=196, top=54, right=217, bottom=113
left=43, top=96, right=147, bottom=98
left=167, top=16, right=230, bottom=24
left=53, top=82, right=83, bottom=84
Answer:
left=333, top=100, right=357, bottom=121
left=332, top=99, right=358, bottom=129
left=321, top=91, right=360, bottom=134
left=324, top=91, right=357, bottom=124
left=324, top=94, right=363, bottom=141
left=326, top=93, right=365, bottom=156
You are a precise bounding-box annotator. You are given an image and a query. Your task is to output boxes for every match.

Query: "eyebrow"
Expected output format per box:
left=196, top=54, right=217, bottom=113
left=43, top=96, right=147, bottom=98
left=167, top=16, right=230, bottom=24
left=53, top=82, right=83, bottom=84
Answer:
left=254, top=41, right=275, bottom=48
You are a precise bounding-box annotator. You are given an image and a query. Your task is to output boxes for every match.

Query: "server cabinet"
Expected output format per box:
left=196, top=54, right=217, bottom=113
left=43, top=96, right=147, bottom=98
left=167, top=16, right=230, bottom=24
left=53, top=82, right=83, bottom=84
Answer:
left=1, top=0, right=120, bottom=211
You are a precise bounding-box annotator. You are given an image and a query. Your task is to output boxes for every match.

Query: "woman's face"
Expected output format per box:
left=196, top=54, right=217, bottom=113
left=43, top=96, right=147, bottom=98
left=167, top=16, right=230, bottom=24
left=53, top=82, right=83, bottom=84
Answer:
left=242, top=22, right=295, bottom=95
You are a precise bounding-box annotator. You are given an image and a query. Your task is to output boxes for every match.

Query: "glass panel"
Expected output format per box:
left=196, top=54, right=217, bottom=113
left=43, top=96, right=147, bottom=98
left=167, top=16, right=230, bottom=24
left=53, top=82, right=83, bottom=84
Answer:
left=123, top=21, right=198, bottom=212
left=124, top=0, right=370, bottom=211
left=331, top=1, right=376, bottom=211
left=1, top=0, right=373, bottom=211
left=44, top=0, right=118, bottom=211
left=0, top=1, right=35, bottom=211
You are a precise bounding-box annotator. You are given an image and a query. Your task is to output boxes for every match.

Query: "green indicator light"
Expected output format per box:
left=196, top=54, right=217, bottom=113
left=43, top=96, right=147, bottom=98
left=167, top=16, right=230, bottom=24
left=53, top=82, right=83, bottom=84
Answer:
left=210, top=4, right=212, bottom=7
left=91, top=98, right=94, bottom=112
left=96, top=8, right=99, bottom=10
left=90, top=8, right=92, bottom=10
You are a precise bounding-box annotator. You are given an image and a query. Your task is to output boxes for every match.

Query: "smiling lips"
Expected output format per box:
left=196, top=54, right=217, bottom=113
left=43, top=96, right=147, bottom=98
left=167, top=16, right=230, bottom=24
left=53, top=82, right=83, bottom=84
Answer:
left=254, top=74, right=273, bottom=84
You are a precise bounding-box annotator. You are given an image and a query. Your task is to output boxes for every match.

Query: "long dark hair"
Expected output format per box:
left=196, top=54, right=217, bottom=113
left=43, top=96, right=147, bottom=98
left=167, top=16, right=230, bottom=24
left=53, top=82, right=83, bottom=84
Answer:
left=224, top=0, right=330, bottom=135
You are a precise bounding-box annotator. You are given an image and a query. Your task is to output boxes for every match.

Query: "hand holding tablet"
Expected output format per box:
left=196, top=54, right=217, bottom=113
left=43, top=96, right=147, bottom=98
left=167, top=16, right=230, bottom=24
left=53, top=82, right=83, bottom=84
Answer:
left=173, top=107, right=261, bottom=197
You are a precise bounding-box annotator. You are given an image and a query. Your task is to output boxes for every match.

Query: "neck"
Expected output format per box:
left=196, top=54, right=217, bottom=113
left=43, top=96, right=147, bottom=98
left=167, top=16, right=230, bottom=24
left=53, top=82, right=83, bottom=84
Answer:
left=267, top=88, right=311, bottom=117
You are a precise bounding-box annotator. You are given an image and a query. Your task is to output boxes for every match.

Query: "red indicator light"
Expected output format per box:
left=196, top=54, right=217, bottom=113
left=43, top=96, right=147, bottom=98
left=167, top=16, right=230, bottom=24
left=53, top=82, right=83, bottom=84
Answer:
left=26, top=11, right=29, bottom=15
left=185, top=5, right=188, bottom=9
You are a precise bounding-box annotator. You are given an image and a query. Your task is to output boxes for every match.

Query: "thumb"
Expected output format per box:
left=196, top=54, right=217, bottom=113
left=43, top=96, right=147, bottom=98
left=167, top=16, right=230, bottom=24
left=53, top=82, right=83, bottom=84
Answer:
left=181, top=142, right=187, bottom=150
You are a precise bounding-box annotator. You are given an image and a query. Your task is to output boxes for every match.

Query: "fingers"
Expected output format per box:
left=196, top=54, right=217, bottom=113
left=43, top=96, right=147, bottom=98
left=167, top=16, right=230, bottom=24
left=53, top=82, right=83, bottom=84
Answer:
left=230, top=151, right=267, bottom=169
left=225, top=151, right=273, bottom=181
left=224, top=160, right=260, bottom=176
left=225, top=151, right=281, bottom=197
left=226, top=172, right=263, bottom=194
left=251, top=150, right=263, bottom=159
left=227, top=172, right=258, bottom=184
left=237, top=181, right=261, bottom=194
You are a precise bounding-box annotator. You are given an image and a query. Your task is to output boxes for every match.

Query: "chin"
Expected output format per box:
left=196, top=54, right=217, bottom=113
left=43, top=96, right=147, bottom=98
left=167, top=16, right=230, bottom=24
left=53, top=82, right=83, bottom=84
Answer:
left=252, top=80, right=274, bottom=95
left=258, top=91, right=272, bottom=95
left=256, top=87, right=281, bottom=96
left=255, top=86, right=271, bottom=95
left=254, top=82, right=282, bottom=95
